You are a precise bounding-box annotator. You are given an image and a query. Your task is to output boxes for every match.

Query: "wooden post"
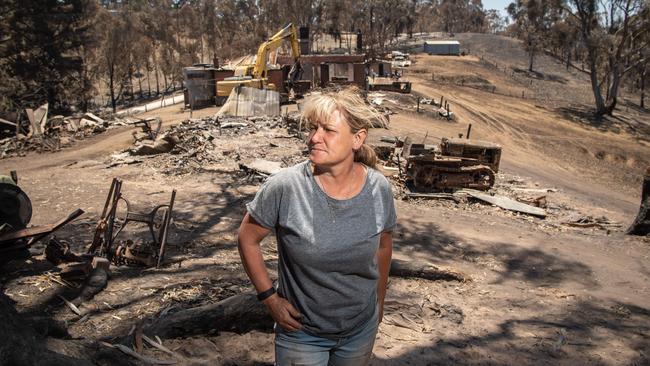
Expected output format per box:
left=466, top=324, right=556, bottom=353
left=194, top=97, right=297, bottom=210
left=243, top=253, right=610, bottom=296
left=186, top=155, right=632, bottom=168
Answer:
left=417, top=97, right=420, bottom=112
left=466, top=124, right=472, bottom=139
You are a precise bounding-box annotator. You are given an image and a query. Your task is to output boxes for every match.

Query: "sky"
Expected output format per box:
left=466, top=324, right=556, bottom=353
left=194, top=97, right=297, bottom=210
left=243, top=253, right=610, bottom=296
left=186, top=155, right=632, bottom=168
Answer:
left=483, top=0, right=512, bottom=19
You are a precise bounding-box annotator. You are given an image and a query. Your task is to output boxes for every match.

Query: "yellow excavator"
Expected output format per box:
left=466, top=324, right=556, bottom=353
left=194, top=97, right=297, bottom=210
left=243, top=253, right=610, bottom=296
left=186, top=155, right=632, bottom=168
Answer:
left=216, top=23, right=302, bottom=100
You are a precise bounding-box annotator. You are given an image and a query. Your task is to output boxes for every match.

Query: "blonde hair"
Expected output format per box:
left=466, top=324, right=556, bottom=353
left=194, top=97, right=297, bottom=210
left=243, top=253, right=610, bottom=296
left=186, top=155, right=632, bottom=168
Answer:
left=300, top=87, right=387, bottom=168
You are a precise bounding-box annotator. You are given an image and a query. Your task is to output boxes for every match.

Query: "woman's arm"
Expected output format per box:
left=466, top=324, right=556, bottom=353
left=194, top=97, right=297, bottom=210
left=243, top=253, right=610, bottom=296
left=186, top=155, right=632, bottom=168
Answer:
left=376, top=230, right=393, bottom=323
left=237, top=212, right=302, bottom=331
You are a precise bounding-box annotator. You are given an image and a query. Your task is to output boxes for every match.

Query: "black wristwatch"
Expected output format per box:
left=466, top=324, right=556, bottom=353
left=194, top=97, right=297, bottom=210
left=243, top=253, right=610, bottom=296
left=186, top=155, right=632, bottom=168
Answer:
left=257, top=286, right=276, bottom=301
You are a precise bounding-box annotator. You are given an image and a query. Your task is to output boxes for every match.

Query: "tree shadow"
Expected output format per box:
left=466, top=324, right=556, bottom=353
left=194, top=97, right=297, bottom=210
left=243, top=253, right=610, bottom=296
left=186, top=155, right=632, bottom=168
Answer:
left=512, top=67, right=569, bottom=84
left=555, top=104, right=650, bottom=141
left=394, top=219, right=598, bottom=288
left=371, top=299, right=650, bottom=365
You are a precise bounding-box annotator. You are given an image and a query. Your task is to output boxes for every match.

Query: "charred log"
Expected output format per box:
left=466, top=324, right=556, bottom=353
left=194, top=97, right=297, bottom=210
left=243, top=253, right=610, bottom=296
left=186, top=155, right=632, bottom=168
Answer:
left=142, top=291, right=273, bottom=339
left=627, top=168, right=650, bottom=236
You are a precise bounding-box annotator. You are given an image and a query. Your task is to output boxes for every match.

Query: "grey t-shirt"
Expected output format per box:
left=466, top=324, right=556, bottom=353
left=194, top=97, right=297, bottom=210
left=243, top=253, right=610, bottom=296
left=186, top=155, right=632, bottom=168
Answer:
left=246, top=160, right=397, bottom=338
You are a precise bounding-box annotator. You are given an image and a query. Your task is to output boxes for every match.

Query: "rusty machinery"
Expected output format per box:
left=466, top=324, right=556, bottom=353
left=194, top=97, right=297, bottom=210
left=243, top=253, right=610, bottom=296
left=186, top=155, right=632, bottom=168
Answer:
left=1, top=171, right=84, bottom=263
left=89, top=178, right=176, bottom=268
left=403, top=137, right=502, bottom=192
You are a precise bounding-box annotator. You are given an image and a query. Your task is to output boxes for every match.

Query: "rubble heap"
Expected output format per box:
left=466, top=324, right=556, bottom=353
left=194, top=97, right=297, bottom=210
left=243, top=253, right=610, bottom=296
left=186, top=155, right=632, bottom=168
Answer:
left=1, top=106, right=131, bottom=159
left=115, top=113, right=307, bottom=175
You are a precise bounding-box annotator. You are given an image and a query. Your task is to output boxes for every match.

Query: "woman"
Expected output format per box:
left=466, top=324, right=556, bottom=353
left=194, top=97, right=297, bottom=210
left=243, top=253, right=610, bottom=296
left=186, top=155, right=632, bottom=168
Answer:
left=238, top=87, right=396, bottom=365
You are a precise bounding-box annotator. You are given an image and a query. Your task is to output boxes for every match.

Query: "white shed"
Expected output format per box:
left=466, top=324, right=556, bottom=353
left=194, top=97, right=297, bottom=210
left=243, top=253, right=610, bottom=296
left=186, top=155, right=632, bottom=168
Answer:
left=424, top=40, right=460, bottom=55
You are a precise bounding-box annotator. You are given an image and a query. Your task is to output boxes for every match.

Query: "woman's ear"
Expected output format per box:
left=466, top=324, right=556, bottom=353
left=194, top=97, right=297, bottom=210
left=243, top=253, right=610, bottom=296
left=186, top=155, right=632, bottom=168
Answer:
left=354, top=129, right=368, bottom=150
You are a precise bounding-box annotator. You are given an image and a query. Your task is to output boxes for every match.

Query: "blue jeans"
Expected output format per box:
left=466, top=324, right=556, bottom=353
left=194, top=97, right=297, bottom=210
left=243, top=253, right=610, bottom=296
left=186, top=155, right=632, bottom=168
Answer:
left=274, top=308, right=379, bottom=366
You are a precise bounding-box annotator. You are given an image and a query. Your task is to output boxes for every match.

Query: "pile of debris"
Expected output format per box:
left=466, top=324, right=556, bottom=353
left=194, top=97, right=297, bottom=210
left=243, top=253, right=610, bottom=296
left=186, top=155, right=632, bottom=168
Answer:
left=114, top=113, right=306, bottom=175
left=368, top=91, right=454, bottom=120
left=0, top=103, right=131, bottom=159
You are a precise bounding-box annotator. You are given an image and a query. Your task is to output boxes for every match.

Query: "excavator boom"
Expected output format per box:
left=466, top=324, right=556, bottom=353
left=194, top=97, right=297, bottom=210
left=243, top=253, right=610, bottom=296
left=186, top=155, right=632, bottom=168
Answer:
left=216, top=23, right=302, bottom=100
left=252, top=23, right=301, bottom=79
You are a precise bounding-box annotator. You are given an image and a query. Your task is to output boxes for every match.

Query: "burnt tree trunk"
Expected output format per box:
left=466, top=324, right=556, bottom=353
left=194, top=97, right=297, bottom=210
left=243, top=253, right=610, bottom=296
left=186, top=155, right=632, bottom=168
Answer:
left=109, top=63, right=117, bottom=113
left=641, top=65, right=646, bottom=109
left=566, top=49, right=570, bottom=71
left=155, top=68, right=160, bottom=96
left=142, top=291, right=273, bottom=339
left=587, top=47, right=608, bottom=116
left=627, top=168, right=650, bottom=235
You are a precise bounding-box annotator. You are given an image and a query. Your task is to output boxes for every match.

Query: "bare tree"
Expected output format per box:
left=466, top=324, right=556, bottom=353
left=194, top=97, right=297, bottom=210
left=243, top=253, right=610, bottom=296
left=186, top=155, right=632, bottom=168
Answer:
left=508, top=0, right=556, bottom=72
left=96, top=7, right=140, bottom=112
left=547, top=17, right=579, bottom=69
left=558, top=0, right=649, bottom=116
left=485, top=9, right=507, bottom=34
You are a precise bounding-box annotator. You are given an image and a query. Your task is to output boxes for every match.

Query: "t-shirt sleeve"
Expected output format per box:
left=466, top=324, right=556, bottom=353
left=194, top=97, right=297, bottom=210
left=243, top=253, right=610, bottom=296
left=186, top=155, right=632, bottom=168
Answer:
left=381, top=177, right=397, bottom=232
left=246, top=174, right=284, bottom=229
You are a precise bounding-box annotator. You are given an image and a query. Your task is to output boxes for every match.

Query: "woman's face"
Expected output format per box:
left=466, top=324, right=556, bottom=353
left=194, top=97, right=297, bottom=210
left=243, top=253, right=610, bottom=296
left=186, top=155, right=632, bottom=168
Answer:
left=307, top=109, right=363, bottom=167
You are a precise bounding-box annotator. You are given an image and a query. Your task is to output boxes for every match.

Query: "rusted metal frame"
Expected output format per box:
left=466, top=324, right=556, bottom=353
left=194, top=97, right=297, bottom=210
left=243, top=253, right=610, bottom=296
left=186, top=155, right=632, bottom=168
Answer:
left=91, top=179, right=177, bottom=266
left=103, top=179, right=122, bottom=258
left=90, top=178, right=122, bottom=257
left=89, top=178, right=117, bottom=254
left=101, top=178, right=118, bottom=218
left=90, top=178, right=116, bottom=253
left=157, top=189, right=176, bottom=268
left=111, top=198, right=170, bottom=246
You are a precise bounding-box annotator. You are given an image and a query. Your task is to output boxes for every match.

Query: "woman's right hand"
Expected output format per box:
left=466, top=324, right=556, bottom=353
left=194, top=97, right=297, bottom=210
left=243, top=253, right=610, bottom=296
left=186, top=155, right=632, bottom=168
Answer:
left=263, top=294, right=302, bottom=332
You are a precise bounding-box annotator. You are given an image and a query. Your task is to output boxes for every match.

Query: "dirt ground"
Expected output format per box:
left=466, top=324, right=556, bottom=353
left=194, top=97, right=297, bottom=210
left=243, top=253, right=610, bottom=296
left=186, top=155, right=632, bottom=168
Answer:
left=1, top=34, right=650, bottom=365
